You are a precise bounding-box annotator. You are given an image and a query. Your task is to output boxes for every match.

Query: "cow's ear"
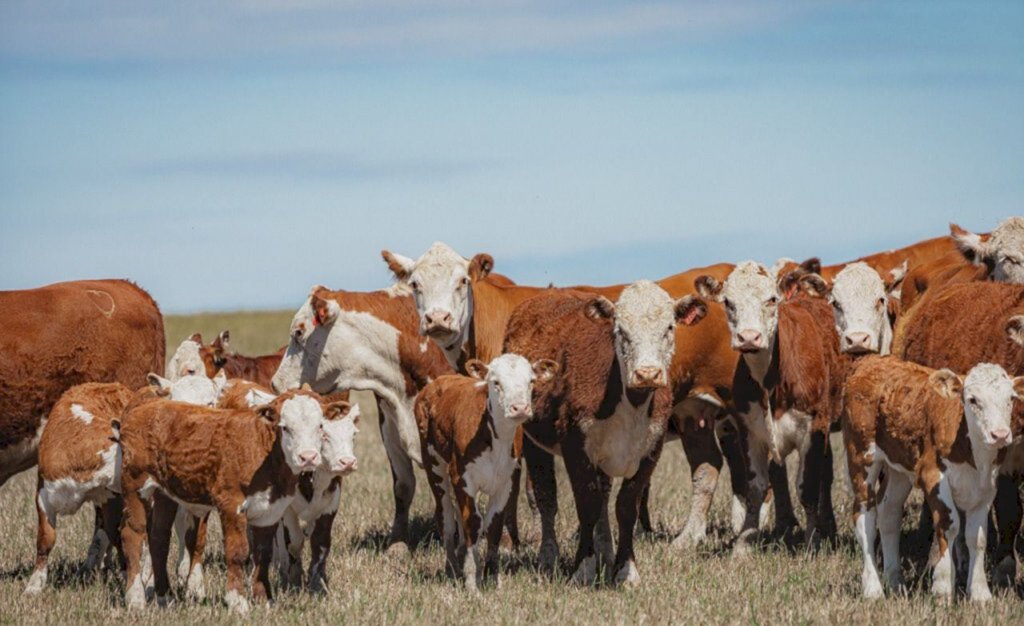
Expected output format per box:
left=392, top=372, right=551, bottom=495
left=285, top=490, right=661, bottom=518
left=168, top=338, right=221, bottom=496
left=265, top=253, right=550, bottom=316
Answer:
left=675, top=295, right=707, bottom=326
left=324, top=401, right=352, bottom=421
left=799, top=257, right=822, bottom=275
left=147, top=373, right=172, bottom=395
left=1013, top=376, right=1024, bottom=400
left=381, top=250, right=415, bottom=281
left=213, top=370, right=228, bottom=393
left=310, top=295, right=340, bottom=327
left=1006, top=315, right=1024, bottom=347
left=246, top=388, right=277, bottom=408
left=533, top=359, right=559, bottom=383
left=189, top=332, right=203, bottom=345
left=885, top=260, right=908, bottom=297
left=777, top=271, right=802, bottom=300
left=468, top=253, right=494, bottom=281
left=929, top=368, right=963, bottom=399
left=951, top=223, right=991, bottom=266
left=798, top=273, right=830, bottom=299
left=694, top=276, right=723, bottom=301
left=256, top=404, right=280, bottom=424
left=213, top=329, right=230, bottom=351
left=466, top=359, right=489, bottom=380
left=585, top=296, right=615, bottom=322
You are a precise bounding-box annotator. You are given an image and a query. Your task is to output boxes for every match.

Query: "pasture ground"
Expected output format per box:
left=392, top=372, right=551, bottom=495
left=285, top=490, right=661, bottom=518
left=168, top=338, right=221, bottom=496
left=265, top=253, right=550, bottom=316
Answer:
left=0, top=310, right=1021, bottom=624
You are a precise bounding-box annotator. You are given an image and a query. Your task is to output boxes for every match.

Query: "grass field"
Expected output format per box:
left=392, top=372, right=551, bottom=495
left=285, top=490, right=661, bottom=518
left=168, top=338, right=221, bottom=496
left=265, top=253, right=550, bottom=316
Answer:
left=1, top=311, right=1022, bottom=624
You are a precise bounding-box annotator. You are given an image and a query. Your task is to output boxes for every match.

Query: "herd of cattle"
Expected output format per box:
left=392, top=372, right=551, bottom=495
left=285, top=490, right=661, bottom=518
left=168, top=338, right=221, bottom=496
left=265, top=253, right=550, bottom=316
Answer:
left=1, top=217, right=1023, bottom=612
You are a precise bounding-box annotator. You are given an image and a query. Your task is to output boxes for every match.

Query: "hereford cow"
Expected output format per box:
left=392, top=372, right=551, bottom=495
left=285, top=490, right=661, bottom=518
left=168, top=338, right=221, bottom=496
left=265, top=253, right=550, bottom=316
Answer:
left=24, top=374, right=225, bottom=596
left=777, top=233, right=959, bottom=284
left=503, top=281, right=708, bottom=585
left=119, top=388, right=348, bottom=612
left=844, top=356, right=1022, bottom=600
left=895, top=280, right=1024, bottom=583
left=271, top=285, right=453, bottom=554
left=417, top=354, right=557, bottom=590
left=195, top=330, right=285, bottom=387
left=166, top=334, right=206, bottom=379
left=382, top=243, right=761, bottom=552
left=697, top=262, right=845, bottom=551
left=0, top=279, right=165, bottom=486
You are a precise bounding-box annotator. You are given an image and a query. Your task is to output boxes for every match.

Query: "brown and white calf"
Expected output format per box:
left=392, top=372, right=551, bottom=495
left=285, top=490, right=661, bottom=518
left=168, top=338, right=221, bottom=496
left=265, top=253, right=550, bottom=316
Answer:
left=416, top=355, right=556, bottom=590
left=119, top=389, right=347, bottom=612
left=844, top=356, right=1022, bottom=600
left=697, top=262, right=845, bottom=550
left=196, top=330, right=285, bottom=387
left=504, top=281, right=708, bottom=584
left=24, top=374, right=225, bottom=595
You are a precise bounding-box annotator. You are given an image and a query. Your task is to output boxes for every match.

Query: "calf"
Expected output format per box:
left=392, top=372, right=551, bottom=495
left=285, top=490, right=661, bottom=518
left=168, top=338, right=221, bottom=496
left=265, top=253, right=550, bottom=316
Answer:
left=24, top=374, right=224, bottom=595
left=697, top=262, right=845, bottom=551
left=844, top=356, right=1022, bottom=600
left=417, top=355, right=556, bottom=590
left=197, top=330, right=285, bottom=387
left=119, top=388, right=347, bottom=612
left=504, top=281, right=707, bottom=585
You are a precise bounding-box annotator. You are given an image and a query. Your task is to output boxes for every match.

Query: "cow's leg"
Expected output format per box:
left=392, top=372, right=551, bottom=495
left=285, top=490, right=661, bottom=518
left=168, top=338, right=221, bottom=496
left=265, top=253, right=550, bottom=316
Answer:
left=877, top=470, right=912, bottom=592
left=638, top=484, right=654, bottom=534
left=173, top=508, right=191, bottom=584
left=563, top=438, right=608, bottom=586
left=965, top=504, right=992, bottom=601
left=673, top=415, right=722, bottom=549
left=182, top=512, right=209, bottom=601
left=24, top=475, right=57, bottom=596
left=503, top=460, right=522, bottom=551
left=250, top=524, right=277, bottom=607
left=148, top=493, right=177, bottom=607
left=101, top=495, right=125, bottom=573
left=120, top=475, right=150, bottom=610
left=308, top=511, right=336, bottom=594
left=523, top=437, right=559, bottom=573
left=848, top=444, right=883, bottom=598
left=379, top=400, right=415, bottom=553
left=282, top=509, right=304, bottom=589
left=452, top=480, right=482, bottom=592
left=922, top=469, right=958, bottom=600
left=719, top=420, right=752, bottom=534
left=798, top=430, right=826, bottom=544
left=992, top=474, right=1021, bottom=586
left=734, top=434, right=770, bottom=557
left=816, top=435, right=837, bottom=542
left=482, top=477, right=514, bottom=587
left=614, top=446, right=663, bottom=587
left=442, top=476, right=461, bottom=579
left=768, top=461, right=795, bottom=533
left=84, top=505, right=110, bottom=575
left=221, top=510, right=252, bottom=614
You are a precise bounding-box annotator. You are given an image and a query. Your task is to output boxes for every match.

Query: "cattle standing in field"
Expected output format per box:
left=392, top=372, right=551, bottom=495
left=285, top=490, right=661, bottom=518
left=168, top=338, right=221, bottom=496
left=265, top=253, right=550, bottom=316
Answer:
left=776, top=233, right=960, bottom=285
left=844, top=356, right=1022, bottom=600
left=502, top=281, right=707, bottom=584
left=697, top=262, right=845, bottom=551
left=24, top=374, right=225, bottom=596
left=119, top=388, right=348, bottom=612
left=383, top=243, right=761, bottom=552
left=271, top=285, right=452, bottom=554
left=197, top=330, right=286, bottom=387
left=416, top=354, right=557, bottom=590
left=0, top=279, right=165, bottom=486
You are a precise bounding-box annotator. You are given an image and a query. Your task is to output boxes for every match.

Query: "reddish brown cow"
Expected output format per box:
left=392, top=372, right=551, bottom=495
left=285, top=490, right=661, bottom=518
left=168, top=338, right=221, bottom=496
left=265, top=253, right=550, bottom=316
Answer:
left=778, top=234, right=960, bottom=284
left=0, top=279, right=165, bottom=485
left=195, top=330, right=285, bottom=387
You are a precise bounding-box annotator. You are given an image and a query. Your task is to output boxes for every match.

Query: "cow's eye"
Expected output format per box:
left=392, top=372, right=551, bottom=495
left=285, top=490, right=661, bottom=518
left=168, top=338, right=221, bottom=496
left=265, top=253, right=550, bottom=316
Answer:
left=461, top=277, right=470, bottom=287
left=968, top=396, right=978, bottom=406
left=767, top=296, right=779, bottom=306
left=832, top=301, right=843, bottom=313
left=723, top=298, right=734, bottom=312
left=1006, top=257, right=1021, bottom=266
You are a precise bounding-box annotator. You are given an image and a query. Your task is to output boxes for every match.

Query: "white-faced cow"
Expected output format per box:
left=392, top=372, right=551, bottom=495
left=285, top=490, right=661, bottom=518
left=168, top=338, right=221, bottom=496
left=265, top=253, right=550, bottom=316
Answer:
left=952, top=216, right=1024, bottom=285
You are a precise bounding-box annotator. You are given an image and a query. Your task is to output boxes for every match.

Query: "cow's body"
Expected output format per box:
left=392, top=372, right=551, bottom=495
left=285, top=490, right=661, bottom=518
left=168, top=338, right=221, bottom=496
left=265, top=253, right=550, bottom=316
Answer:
left=196, top=331, right=285, bottom=387
left=0, top=279, right=165, bottom=485
left=780, top=235, right=959, bottom=284
left=844, top=356, right=1021, bottom=600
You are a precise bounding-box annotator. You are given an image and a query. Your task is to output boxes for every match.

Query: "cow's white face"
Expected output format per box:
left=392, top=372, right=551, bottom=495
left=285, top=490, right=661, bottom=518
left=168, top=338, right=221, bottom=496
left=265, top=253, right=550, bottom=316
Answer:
left=320, top=402, right=360, bottom=475
left=167, top=336, right=205, bottom=380
left=829, top=262, right=891, bottom=355
left=275, top=395, right=328, bottom=473
left=148, top=371, right=227, bottom=407
left=381, top=242, right=493, bottom=356
left=271, top=291, right=342, bottom=395
left=957, top=363, right=1023, bottom=449
left=699, top=262, right=780, bottom=353
left=953, top=217, right=1024, bottom=284
left=588, top=280, right=707, bottom=390
left=468, top=354, right=557, bottom=425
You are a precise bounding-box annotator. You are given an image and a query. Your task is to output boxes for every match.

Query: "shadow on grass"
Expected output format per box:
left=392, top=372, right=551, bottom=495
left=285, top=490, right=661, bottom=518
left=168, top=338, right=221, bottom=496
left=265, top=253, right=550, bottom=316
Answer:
left=349, top=514, right=439, bottom=554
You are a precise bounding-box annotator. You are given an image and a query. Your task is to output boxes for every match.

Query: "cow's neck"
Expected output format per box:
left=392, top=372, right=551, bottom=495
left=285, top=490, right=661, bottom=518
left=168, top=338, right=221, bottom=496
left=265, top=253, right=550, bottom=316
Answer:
left=596, top=356, right=655, bottom=418
left=741, top=334, right=779, bottom=390
left=246, top=425, right=296, bottom=498
left=485, top=402, right=518, bottom=452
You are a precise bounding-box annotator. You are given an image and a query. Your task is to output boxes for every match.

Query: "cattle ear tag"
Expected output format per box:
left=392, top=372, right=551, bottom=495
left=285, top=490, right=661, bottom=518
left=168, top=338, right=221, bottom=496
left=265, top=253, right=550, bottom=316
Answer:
left=300, top=383, right=313, bottom=392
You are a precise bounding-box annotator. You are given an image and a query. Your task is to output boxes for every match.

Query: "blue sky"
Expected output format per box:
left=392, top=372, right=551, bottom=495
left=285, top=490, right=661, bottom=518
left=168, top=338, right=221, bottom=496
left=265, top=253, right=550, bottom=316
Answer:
left=1, top=1, right=1021, bottom=313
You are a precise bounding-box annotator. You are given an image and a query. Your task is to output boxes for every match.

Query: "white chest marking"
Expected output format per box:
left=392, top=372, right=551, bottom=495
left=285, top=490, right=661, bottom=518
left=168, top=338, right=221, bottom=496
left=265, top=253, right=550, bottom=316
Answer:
left=581, top=395, right=663, bottom=478
left=241, top=486, right=293, bottom=527
left=464, top=444, right=516, bottom=497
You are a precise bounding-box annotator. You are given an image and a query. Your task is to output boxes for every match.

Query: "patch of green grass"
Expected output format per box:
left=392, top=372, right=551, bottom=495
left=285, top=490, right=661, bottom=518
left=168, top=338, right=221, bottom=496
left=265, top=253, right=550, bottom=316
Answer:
left=0, top=311, right=1020, bottom=624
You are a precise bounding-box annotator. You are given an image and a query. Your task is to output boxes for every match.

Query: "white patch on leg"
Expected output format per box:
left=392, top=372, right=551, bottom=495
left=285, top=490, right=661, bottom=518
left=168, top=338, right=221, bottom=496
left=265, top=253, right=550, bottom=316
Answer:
left=571, top=555, right=598, bottom=586
left=23, top=566, right=48, bottom=596
left=731, top=495, right=747, bottom=535
left=125, top=573, right=146, bottom=609
left=186, top=562, right=205, bottom=601
left=854, top=505, right=883, bottom=599
left=614, top=560, right=640, bottom=587
left=224, top=589, right=250, bottom=614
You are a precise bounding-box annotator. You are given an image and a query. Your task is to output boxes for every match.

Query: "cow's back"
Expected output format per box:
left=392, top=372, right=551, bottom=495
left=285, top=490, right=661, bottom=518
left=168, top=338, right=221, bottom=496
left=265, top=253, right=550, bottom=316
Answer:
left=0, top=280, right=164, bottom=478
left=416, top=374, right=487, bottom=458
left=900, top=251, right=987, bottom=314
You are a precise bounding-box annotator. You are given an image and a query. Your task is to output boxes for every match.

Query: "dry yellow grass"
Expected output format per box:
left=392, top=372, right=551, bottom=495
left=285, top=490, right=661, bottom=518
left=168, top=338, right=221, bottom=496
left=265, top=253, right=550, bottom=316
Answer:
left=0, top=311, right=1020, bottom=624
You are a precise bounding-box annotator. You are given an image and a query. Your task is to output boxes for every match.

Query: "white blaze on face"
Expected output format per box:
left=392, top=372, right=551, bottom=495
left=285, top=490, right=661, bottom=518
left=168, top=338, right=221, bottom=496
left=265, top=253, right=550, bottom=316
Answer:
left=272, top=294, right=339, bottom=394
left=278, top=395, right=327, bottom=473
left=395, top=242, right=473, bottom=344
left=321, top=404, right=360, bottom=475
left=955, top=217, right=1024, bottom=283
left=484, top=354, right=537, bottom=423
left=149, top=372, right=225, bottom=406
left=962, top=363, right=1021, bottom=449
left=613, top=281, right=682, bottom=389
left=167, top=338, right=204, bottom=380
left=829, top=262, right=891, bottom=355
left=718, top=262, right=781, bottom=352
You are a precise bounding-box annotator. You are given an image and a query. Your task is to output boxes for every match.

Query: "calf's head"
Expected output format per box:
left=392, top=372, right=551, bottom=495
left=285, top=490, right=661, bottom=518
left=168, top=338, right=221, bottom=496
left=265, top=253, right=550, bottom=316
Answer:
left=381, top=242, right=493, bottom=348
left=586, top=280, right=707, bottom=390
left=932, top=364, right=1024, bottom=450
left=167, top=333, right=206, bottom=379
left=147, top=371, right=228, bottom=406
left=466, top=354, right=558, bottom=423
left=320, top=400, right=360, bottom=475
left=952, top=217, right=1024, bottom=284
left=697, top=262, right=780, bottom=353
left=800, top=262, right=894, bottom=355
left=198, top=330, right=232, bottom=374
left=256, top=390, right=350, bottom=474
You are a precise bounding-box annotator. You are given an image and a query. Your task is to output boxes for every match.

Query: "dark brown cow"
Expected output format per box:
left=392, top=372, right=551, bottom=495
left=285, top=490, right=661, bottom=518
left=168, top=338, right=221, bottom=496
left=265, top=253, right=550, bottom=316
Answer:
left=0, top=279, right=165, bottom=485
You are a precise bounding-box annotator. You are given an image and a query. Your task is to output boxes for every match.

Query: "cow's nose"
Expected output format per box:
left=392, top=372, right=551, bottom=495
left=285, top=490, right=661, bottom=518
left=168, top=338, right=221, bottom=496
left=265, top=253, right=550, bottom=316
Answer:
left=844, top=332, right=872, bottom=353
left=299, top=450, right=320, bottom=467
left=737, top=330, right=763, bottom=349
left=991, top=428, right=1012, bottom=446
left=426, top=311, right=454, bottom=328
left=508, top=404, right=529, bottom=417
left=337, top=457, right=358, bottom=473
left=632, top=367, right=665, bottom=388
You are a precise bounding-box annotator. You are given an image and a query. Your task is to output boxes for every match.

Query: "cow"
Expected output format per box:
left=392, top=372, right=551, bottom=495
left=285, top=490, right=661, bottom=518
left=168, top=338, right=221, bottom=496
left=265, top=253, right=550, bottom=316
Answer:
left=166, top=334, right=206, bottom=379
left=503, top=281, right=708, bottom=585
left=844, top=356, right=1022, bottom=601
left=24, top=374, right=225, bottom=596
left=271, top=284, right=453, bottom=554
left=194, top=330, right=286, bottom=387
left=0, top=279, right=165, bottom=487
left=895, top=280, right=1024, bottom=584
left=119, top=387, right=348, bottom=612
left=696, top=262, right=845, bottom=552
left=381, top=243, right=761, bottom=552
left=776, top=233, right=960, bottom=284
left=416, top=354, right=557, bottom=590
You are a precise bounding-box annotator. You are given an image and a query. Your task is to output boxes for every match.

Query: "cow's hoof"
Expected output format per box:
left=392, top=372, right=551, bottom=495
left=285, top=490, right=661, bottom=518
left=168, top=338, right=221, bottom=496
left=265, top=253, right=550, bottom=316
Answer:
left=863, top=577, right=883, bottom=600
left=155, top=594, right=171, bottom=608
left=969, top=585, right=993, bottom=602
left=22, top=568, right=46, bottom=596
left=993, top=556, right=1017, bottom=587
left=538, top=541, right=558, bottom=574
left=385, top=541, right=411, bottom=560
left=571, top=556, right=598, bottom=586
left=224, top=589, right=251, bottom=614
left=671, top=527, right=705, bottom=551
left=185, top=564, right=206, bottom=601
left=731, top=537, right=754, bottom=559
left=614, top=560, right=640, bottom=587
